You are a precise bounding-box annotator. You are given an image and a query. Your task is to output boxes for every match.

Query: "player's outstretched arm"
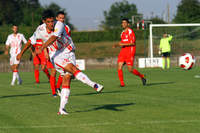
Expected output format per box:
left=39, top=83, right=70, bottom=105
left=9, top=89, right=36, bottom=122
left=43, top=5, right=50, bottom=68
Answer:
left=119, top=42, right=135, bottom=46
left=16, top=41, right=31, bottom=61
left=37, top=35, right=58, bottom=54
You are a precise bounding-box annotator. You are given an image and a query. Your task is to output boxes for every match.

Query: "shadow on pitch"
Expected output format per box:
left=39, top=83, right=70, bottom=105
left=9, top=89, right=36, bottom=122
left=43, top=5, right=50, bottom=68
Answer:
left=0, top=92, right=49, bottom=99
left=75, top=103, right=135, bottom=113
left=72, top=90, right=131, bottom=96
left=147, top=81, right=175, bottom=86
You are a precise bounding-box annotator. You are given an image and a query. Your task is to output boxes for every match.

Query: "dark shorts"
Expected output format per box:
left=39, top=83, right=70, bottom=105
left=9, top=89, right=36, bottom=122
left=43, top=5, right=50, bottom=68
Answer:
left=162, top=52, right=170, bottom=57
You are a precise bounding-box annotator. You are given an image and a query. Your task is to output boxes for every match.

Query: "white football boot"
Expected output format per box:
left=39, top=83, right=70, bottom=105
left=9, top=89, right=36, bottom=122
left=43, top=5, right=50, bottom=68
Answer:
left=94, top=83, right=104, bottom=93
left=57, top=109, right=68, bottom=115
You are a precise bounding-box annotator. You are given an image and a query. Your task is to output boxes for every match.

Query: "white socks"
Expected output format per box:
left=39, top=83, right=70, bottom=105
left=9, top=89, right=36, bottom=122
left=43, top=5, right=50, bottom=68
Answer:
left=11, top=72, right=17, bottom=85
left=11, top=72, right=22, bottom=85
left=59, top=88, right=70, bottom=111
left=75, top=72, right=95, bottom=88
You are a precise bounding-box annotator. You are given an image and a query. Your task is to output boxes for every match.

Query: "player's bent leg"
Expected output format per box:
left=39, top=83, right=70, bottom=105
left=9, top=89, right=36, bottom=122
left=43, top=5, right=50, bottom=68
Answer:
left=127, top=65, right=146, bottom=86
left=117, top=62, right=125, bottom=87
left=63, top=63, right=104, bottom=92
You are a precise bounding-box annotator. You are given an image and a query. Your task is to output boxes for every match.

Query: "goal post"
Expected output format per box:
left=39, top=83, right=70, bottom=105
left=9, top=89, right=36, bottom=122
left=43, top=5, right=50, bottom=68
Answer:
left=149, top=23, right=200, bottom=58
left=139, top=23, right=200, bottom=68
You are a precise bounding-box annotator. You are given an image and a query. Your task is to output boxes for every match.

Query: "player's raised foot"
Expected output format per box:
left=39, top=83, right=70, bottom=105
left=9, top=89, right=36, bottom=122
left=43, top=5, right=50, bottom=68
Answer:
left=141, top=77, right=147, bottom=86
left=56, top=88, right=61, bottom=96
left=53, top=94, right=57, bottom=98
left=94, top=83, right=104, bottom=93
left=57, top=109, right=68, bottom=115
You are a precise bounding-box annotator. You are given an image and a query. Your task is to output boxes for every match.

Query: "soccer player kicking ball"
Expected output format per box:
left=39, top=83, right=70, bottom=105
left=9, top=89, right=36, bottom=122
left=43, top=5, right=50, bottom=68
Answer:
left=37, top=10, right=104, bottom=115
left=113, top=19, right=146, bottom=87
left=5, top=25, right=27, bottom=86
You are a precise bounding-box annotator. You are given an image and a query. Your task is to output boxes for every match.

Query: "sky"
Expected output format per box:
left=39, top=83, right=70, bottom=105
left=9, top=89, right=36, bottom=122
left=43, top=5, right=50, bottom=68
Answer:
left=39, top=0, right=182, bottom=31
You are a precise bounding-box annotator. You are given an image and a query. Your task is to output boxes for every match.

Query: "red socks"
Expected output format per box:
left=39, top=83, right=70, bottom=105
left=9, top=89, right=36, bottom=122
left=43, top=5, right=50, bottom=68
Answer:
left=118, top=69, right=124, bottom=86
left=50, top=76, right=56, bottom=95
left=34, top=70, right=40, bottom=83
left=132, top=69, right=144, bottom=78
left=56, top=75, right=63, bottom=89
left=43, top=68, right=50, bottom=80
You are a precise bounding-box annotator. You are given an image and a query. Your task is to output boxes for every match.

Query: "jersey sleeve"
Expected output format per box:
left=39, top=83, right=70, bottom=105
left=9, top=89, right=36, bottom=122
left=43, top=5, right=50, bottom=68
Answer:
left=5, top=35, right=11, bottom=46
left=21, top=34, right=27, bottom=44
left=29, top=31, right=37, bottom=45
left=53, top=21, right=64, bottom=37
left=129, top=29, right=136, bottom=43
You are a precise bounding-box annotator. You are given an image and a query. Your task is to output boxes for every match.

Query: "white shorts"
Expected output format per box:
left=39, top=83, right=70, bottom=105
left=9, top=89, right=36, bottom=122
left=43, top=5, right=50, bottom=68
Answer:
left=10, top=55, right=20, bottom=65
left=52, top=49, right=76, bottom=76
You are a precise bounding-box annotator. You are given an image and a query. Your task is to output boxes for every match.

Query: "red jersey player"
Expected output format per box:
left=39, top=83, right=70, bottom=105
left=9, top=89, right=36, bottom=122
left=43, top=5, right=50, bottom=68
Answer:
left=32, top=39, right=50, bottom=84
left=113, top=18, right=146, bottom=87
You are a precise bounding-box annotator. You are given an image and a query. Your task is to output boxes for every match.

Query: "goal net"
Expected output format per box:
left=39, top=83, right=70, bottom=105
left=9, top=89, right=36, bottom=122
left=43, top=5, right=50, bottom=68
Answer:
left=143, top=23, right=200, bottom=67
left=149, top=23, right=200, bottom=58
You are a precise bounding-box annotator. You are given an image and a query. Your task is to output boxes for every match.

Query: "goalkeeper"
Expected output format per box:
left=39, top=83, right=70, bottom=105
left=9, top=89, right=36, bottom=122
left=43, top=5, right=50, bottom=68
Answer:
left=159, top=33, right=173, bottom=69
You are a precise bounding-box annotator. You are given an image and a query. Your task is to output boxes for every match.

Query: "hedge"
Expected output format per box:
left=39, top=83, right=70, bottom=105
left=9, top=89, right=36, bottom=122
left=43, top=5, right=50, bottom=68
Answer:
left=0, top=25, right=147, bottom=44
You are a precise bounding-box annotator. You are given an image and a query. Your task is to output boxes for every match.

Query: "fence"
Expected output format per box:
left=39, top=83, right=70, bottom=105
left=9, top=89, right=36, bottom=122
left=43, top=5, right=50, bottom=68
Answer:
left=0, top=56, right=199, bottom=72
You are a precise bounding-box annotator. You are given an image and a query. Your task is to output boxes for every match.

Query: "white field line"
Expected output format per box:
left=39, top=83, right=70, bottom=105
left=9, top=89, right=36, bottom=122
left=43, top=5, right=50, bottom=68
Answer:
left=0, top=120, right=200, bottom=129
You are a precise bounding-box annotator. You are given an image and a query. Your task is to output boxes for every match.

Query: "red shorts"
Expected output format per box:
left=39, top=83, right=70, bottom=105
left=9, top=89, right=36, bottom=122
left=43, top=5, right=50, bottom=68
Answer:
left=117, top=45, right=136, bottom=66
left=46, top=60, right=54, bottom=69
left=33, top=52, right=46, bottom=65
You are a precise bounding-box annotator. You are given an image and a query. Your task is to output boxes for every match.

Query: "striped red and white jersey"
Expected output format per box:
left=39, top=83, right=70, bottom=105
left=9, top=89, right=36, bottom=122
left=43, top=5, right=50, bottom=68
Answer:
left=53, top=21, right=75, bottom=53
left=6, top=33, right=27, bottom=55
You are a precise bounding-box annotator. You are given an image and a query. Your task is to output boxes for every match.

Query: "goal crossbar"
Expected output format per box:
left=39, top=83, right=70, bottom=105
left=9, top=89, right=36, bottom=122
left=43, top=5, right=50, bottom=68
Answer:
left=149, top=23, right=200, bottom=58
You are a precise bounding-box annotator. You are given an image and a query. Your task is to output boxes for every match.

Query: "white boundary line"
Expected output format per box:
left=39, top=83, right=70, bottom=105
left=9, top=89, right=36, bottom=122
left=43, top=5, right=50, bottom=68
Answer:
left=0, top=120, right=200, bottom=129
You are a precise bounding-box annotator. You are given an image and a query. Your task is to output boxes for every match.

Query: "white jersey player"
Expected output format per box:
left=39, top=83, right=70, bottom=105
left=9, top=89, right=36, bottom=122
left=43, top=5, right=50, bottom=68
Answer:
left=38, top=11, right=104, bottom=115
left=5, top=25, right=27, bottom=86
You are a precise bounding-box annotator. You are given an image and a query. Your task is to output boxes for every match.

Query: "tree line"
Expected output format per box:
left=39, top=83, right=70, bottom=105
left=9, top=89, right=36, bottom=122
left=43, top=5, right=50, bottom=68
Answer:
left=0, top=0, right=74, bottom=29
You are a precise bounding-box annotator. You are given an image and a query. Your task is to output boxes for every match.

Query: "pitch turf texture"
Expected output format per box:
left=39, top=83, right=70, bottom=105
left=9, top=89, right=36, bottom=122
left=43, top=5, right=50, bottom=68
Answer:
left=0, top=68, right=200, bottom=133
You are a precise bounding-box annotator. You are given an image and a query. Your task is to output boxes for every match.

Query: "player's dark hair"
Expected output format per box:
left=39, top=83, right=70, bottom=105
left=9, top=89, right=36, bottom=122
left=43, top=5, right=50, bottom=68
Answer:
left=122, top=18, right=129, bottom=23
left=56, top=11, right=65, bottom=17
left=42, top=9, right=55, bottom=20
left=12, top=24, right=18, bottom=27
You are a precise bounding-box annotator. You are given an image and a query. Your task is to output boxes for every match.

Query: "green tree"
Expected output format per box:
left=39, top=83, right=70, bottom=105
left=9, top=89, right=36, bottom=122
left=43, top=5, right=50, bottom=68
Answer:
left=150, top=17, right=166, bottom=24
left=173, top=0, right=200, bottom=23
left=0, top=0, right=23, bottom=25
left=101, top=0, right=140, bottom=30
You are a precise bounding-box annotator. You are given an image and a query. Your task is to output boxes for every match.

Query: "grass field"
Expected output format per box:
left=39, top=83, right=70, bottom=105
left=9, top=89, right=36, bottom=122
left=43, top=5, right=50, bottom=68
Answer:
left=0, top=68, right=200, bottom=133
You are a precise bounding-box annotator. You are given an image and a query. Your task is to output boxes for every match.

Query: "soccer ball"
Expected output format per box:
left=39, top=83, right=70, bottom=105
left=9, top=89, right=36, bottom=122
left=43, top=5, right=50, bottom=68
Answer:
left=179, top=53, right=195, bottom=70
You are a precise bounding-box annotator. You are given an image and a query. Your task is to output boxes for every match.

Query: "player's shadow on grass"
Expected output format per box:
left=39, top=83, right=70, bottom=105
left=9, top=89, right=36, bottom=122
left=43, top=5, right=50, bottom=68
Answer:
left=147, top=81, right=175, bottom=86
left=75, top=103, right=135, bottom=113
left=72, top=90, right=131, bottom=96
left=0, top=92, right=49, bottom=99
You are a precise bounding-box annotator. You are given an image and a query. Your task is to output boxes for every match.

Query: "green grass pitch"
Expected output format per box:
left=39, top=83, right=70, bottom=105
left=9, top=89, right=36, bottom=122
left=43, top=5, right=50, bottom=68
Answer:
left=0, top=68, right=200, bottom=133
